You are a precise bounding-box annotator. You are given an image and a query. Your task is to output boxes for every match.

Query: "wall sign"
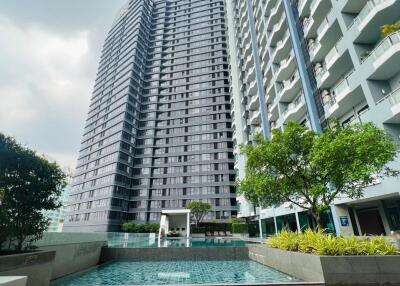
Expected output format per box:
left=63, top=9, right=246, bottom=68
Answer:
left=340, top=216, right=349, bottom=227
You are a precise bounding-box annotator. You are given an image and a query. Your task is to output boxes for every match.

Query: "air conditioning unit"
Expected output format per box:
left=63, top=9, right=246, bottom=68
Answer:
left=321, top=90, right=332, bottom=105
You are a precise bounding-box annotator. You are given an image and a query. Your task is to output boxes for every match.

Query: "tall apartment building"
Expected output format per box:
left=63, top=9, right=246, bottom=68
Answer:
left=227, top=0, right=400, bottom=236
left=64, top=0, right=237, bottom=232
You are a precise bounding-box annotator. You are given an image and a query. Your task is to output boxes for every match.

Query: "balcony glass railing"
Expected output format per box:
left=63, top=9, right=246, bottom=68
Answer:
left=362, top=31, right=400, bottom=63
left=389, top=87, right=400, bottom=105
left=282, top=94, right=304, bottom=116
left=325, top=44, right=339, bottom=66
left=348, top=0, right=389, bottom=30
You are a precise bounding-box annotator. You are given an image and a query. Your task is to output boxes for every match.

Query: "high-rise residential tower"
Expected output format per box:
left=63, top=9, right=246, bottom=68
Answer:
left=64, top=0, right=237, bottom=232
left=227, top=0, right=400, bottom=237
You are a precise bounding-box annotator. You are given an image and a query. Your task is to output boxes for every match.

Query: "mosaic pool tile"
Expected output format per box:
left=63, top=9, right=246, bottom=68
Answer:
left=52, top=260, right=301, bottom=285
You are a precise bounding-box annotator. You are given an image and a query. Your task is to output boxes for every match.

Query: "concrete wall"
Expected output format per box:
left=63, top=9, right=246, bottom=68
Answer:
left=0, top=277, right=27, bottom=286
left=100, top=246, right=248, bottom=262
left=40, top=241, right=105, bottom=280
left=0, top=251, right=55, bottom=286
left=248, top=244, right=324, bottom=282
left=32, top=232, right=107, bottom=280
left=248, top=244, right=400, bottom=284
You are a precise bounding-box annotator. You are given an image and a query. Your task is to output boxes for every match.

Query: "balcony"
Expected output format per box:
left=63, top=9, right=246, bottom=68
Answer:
left=247, top=80, right=258, bottom=96
left=349, top=0, right=400, bottom=43
left=239, top=0, right=247, bottom=16
left=249, top=95, right=260, bottom=110
left=304, top=1, right=331, bottom=39
left=245, top=66, right=256, bottom=83
left=250, top=110, right=261, bottom=125
left=266, top=0, right=283, bottom=30
left=272, top=31, right=291, bottom=63
left=243, top=41, right=252, bottom=58
left=385, top=87, right=400, bottom=123
left=279, top=71, right=301, bottom=102
left=243, top=29, right=251, bottom=45
left=244, top=54, right=254, bottom=70
left=261, top=44, right=270, bottom=64
left=276, top=51, right=296, bottom=81
left=282, top=94, right=306, bottom=124
left=268, top=98, right=279, bottom=121
left=310, top=0, right=331, bottom=23
left=363, top=31, right=400, bottom=80
left=241, top=20, right=249, bottom=39
left=270, top=15, right=286, bottom=46
left=323, top=70, right=358, bottom=118
left=315, top=50, right=352, bottom=89
left=265, top=0, right=278, bottom=14
left=298, top=0, right=311, bottom=17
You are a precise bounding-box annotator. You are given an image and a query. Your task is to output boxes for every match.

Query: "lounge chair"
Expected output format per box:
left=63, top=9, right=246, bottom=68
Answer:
left=218, top=231, right=225, bottom=236
left=206, top=232, right=212, bottom=237
left=226, top=231, right=232, bottom=236
left=213, top=231, right=219, bottom=236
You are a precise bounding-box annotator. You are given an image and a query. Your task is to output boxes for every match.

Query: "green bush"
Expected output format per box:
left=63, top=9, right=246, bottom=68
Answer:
left=381, top=23, right=400, bottom=37
left=268, top=230, right=399, bottom=256
left=198, top=222, right=232, bottom=232
left=121, top=223, right=159, bottom=233
left=232, top=223, right=248, bottom=234
left=191, top=226, right=206, bottom=233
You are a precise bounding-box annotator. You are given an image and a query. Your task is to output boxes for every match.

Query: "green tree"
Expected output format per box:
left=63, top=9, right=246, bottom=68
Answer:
left=0, top=133, right=67, bottom=251
left=238, top=121, right=399, bottom=229
left=186, top=201, right=211, bottom=226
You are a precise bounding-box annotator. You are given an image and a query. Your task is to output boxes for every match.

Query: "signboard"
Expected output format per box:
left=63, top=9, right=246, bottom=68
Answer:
left=340, top=216, right=349, bottom=227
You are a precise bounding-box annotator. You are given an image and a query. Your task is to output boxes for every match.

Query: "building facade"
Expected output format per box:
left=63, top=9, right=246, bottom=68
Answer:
left=227, top=0, right=400, bottom=236
left=64, top=0, right=237, bottom=232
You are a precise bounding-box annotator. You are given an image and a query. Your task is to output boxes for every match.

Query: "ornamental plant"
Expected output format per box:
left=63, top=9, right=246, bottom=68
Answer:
left=268, top=230, right=399, bottom=256
left=186, top=201, right=211, bottom=226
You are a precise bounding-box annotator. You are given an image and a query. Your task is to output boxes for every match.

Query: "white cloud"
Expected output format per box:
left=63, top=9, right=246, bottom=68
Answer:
left=0, top=15, right=94, bottom=169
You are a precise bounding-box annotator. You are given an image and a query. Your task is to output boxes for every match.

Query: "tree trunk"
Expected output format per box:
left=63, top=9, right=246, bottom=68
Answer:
left=311, top=212, right=323, bottom=231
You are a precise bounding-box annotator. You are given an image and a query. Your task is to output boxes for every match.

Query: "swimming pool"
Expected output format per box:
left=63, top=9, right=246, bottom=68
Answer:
left=108, top=238, right=246, bottom=248
left=51, top=260, right=301, bottom=285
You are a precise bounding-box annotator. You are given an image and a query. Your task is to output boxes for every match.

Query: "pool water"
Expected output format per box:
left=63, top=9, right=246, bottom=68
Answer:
left=108, top=237, right=247, bottom=248
left=52, top=260, right=301, bottom=285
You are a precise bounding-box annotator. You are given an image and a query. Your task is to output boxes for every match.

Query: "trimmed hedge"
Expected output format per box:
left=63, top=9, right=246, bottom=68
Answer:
left=232, top=223, right=248, bottom=234
left=191, top=226, right=207, bottom=233
left=268, top=230, right=399, bottom=256
left=121, top=223, right=159, bottom=233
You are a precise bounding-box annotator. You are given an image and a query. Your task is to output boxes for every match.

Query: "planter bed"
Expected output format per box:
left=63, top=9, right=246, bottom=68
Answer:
left=248, top=244, right=400, bottom=284
left=0, top=250, right=55, bottom=286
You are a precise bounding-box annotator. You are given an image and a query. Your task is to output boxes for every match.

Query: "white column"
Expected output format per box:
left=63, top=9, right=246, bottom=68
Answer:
left=295, top=211, right=301, bottom=232
left=186, top=213, right=190, bottom=238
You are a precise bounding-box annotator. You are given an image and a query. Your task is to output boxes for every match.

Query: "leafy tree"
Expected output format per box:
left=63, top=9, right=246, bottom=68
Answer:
left=238, top=121, right=399, bottom=229
left=186, top=201, right=211, bottom=226
left=0, top=133, right=67, bottom=251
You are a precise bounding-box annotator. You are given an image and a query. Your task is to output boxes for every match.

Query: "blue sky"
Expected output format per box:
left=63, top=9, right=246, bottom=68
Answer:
left=0, top=0, right=126, bottom=170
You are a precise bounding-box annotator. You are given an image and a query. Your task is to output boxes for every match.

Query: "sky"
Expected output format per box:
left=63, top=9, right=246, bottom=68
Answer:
left=0, top=0, right=127, bottom=170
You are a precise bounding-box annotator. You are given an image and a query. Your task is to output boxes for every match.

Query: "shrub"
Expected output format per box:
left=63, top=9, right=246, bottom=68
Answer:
left=232, top=223, right=248, bottom=234
left=191, top=226, right=206, bottom=233
left=268, top=230, right=399, bottom=256
left=198, top=222, right=232, bottom=232
left=121, top=223, right=159, bottom=233
left=381, top=23, right=400, bottom=37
